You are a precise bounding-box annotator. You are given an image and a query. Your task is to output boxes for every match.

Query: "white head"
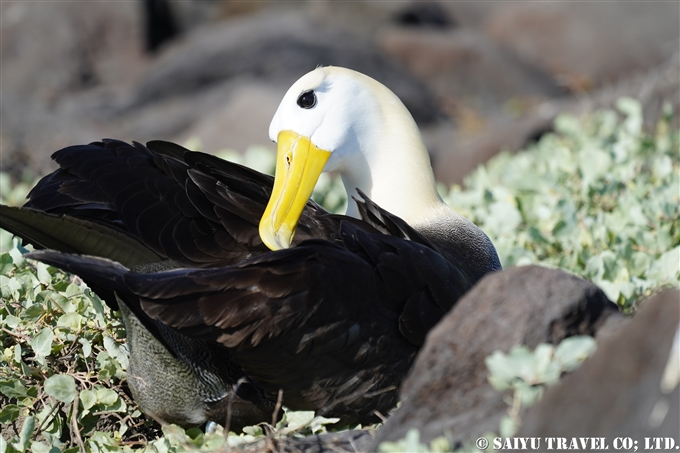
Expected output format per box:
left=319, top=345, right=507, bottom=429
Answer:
left=261, top=66, right=446, bottom=250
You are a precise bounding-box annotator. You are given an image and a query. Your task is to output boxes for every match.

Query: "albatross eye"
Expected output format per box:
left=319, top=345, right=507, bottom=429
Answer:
left=297, top=90, right=317, bottom=109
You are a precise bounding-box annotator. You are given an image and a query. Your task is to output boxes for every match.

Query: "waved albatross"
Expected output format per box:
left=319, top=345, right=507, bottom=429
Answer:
left=0, top=66, right=501, bottom=429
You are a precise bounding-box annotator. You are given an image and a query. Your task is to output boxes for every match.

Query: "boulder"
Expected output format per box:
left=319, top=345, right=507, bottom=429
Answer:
left=122, top=9, right=440, bottom=125
left=0, top=1, right=147, bottom=178
left=176, top=81, right=282, bottom=153
left=484, top=2, right=679, bottom=91
left=0, top=1, right=145, bottom=104
left=429, top=52, right=679, bottom=185
left=517, top=289, right=680, bottom=441
left=371, top=265, right=622, bottom=449
left=377, top=27, right=563, bottom=116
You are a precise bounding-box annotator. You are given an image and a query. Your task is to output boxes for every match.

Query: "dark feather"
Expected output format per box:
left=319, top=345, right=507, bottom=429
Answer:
left=1, top=139, right=497, bottom=427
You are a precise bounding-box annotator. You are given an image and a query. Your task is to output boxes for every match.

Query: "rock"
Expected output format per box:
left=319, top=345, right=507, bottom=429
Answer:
left=176, top=81, right=282, bottom=153
left=375, top=25, right=563, bottom=185
left=0, top=1, right=148, bottom=178
left=517, top=290, right=680, bottom=442
left=371, top=265, right=621, bottom=449
left=377, top=27, right=563, bottom=115
left=123, top=9, right=440, bottom=124
left=426, top=109, right=556, bottom=185
left=428, top=51, right=679, bottom=185
left=0, top=1, right=145, bottom=104
left=484, top=2, right=679, bottom=91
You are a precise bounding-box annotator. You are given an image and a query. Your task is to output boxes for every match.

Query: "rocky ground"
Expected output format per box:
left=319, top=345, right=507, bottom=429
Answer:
left=1, top=1, right=678, bottom=183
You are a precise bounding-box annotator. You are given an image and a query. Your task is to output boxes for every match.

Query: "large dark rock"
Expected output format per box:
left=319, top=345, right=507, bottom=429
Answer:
left=517, top=289, right=679, bottom=442
left=371, top=265, right=621, bottom=449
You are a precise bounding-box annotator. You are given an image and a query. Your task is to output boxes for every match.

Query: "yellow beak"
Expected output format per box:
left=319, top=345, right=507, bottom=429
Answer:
left=259, top=130, right=332, bottom=250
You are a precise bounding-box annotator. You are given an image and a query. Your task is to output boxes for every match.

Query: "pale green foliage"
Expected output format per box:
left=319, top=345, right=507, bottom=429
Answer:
left=378, top=428, right=452, bottom=453
left=0, top=246, right=134, bottom=453
left=485, top=336, right=597, bottom=438
left=133, top=408, right=341, bottom=453
left=443, top=99, right=679, bottom=310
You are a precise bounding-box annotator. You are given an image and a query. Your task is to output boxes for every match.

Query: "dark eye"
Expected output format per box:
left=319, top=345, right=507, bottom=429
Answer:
left=297, top=90, right=316, bottom=109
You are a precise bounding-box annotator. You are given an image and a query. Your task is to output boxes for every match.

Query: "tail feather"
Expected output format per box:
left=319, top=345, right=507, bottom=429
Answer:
left=0, top=205, right=161, bottom=267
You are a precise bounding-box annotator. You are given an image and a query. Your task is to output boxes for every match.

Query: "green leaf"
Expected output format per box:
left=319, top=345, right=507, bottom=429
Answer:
left=80, top=389, right=96, bottom=411
left=0, top=404, right=20, bottom=424
left=95, top=388, right=119, bottom=406
left=0, top=379, right=29, bottom=399
left=65, top=283, right=82, bottom=298
left=282, top=410, right=315, bottom=433
left=56, top=312, right=83, bottom=331
left=16, top=415, right=34, bottom=452
left=242, top=425, right=263, bottom=436
left=24, top=441, right=59, bottom=453
left=516, top=383, right=543, bottom=406
left=30, top=328, right=54, bottom=357
left=647, top=246, right=680, bottom=282
left=1, top=275, right=21, bottom=299
left=616, top=97, right=643, bottom=135
left=35, top=262, right=51, bottom=286
left=20, top=304, right=45, bottom=322
left=555, top=336, right=597, bottom=372
left=3, top=314, right=20, bottom=329
left=0, top=252, right=15, bottom=275
left=44, top=375, right=77, bottom=403
left=9, top=246, right=24, bottom=268
left=310, top=415, right=341, bottom=434
left=78, top=338, right=92, bottom=358
left=499, top=415, right=518, bottom=438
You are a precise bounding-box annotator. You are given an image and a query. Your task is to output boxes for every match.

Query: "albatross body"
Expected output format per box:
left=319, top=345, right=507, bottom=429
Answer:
left=0, top=67, right=500, bottom=428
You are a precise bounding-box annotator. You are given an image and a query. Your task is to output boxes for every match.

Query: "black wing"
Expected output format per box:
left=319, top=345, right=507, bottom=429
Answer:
left=5, top=138, right=478, bottom=424
left=28, top=220, right=469, bottom=424
left=12, top=139, right=340, bottom=268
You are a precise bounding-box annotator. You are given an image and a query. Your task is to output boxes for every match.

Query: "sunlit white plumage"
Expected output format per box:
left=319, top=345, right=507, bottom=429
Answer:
left=269, top=66, right=446, bottom=225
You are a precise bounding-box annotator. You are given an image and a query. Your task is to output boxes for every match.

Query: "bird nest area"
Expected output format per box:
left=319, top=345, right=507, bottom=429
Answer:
left=1, top=100, right=679, bottom=452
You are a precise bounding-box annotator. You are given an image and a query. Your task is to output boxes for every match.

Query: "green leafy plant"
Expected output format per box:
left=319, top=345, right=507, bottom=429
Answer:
left=485, top=336, right=597, bottom=437
left=0, top=246, right=143, bottom=453
left=444, top=99, right=679, bottom=310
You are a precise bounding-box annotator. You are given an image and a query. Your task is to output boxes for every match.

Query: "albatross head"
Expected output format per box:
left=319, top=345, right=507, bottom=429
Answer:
left=260, top=66, right=444, bottom=251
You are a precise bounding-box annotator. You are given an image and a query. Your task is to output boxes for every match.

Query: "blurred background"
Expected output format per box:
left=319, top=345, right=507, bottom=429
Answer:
left=1, top=0, right=678, bottom=185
